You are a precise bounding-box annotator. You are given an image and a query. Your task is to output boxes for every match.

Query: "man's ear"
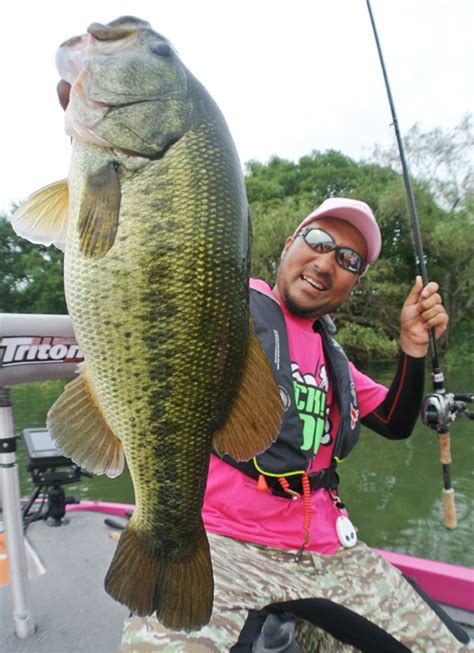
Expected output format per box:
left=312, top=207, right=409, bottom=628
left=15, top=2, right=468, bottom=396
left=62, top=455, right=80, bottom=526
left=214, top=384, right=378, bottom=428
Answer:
left=358, top=264, right=370, bottom=279
left=353, top=263, right=370, bottom=287
left=280, top=236, right=294, bottom=259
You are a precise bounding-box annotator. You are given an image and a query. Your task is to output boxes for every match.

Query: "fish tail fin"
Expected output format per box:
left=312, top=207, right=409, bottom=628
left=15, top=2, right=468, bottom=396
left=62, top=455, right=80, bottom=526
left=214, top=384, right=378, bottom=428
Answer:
left=213, top=324, right=283, bottom=461
left=47, top=363, right=124, bottom=478
left=105, top=522, right=213, bottom=631
left=10, top=179, right=69, bottom=250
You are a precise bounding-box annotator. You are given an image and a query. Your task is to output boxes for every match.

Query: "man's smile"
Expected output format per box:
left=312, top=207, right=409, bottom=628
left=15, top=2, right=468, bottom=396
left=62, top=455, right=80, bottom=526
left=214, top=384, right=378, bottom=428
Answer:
left=301, top=273, right=330, bottom=292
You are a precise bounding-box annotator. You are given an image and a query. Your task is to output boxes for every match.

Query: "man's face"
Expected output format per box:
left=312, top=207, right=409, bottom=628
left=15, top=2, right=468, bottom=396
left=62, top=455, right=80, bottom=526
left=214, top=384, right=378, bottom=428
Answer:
left=273, top=216, right=368, bottom=320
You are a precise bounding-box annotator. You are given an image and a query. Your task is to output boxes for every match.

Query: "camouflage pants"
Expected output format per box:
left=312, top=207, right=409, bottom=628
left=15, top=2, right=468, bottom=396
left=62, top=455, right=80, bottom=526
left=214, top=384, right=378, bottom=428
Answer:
left=121, top=533, right=468, bottom=652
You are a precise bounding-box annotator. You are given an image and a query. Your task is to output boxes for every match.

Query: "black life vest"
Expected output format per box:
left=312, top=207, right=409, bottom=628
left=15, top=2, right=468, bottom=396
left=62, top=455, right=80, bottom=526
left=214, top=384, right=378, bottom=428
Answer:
left=218, top=285, right=361, bottom=494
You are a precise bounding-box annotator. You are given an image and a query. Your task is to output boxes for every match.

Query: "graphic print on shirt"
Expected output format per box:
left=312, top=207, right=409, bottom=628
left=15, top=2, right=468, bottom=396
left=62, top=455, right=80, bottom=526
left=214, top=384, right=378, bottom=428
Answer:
left=291, top=362, right=333, bottom=454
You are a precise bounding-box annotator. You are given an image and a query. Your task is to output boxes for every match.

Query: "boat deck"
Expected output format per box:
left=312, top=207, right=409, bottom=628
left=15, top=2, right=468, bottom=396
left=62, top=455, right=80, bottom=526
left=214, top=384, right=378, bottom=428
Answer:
left=1, top=510, right=128, bottom=653
left=1, top=507, right=472, bottom=652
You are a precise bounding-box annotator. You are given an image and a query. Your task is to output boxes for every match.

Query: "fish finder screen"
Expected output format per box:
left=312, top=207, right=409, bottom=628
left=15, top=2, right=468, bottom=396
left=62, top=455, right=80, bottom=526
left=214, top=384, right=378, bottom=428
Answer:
left=28, top=429, right=57, bottom=453
left=22, top=427, right=69, bottom=464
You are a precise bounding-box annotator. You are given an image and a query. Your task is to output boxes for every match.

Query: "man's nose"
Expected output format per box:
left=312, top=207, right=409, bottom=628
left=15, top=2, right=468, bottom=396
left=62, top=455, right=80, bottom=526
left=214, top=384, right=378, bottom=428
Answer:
left=312, top=249, right=337, bottom=274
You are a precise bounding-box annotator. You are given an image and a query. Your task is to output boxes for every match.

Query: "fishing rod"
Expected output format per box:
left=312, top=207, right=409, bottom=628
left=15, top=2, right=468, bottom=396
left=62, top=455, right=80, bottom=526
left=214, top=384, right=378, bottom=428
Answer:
left=366, top=0, right=474, bottom=529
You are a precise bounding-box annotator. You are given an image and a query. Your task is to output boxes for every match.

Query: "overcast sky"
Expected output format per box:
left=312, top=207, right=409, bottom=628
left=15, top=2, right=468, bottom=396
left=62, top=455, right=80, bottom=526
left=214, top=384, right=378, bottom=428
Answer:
left=0, top=0, right=472, bottom=213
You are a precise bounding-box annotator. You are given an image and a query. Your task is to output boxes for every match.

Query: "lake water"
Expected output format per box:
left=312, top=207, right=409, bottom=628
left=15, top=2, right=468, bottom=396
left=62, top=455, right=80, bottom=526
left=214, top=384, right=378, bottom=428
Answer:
left=8, top=362, right=473, bottom=567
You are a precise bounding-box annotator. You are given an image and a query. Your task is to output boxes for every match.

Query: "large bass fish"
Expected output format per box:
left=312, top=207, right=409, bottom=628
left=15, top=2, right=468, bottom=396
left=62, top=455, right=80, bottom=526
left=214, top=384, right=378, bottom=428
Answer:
left=11, top=16, right=281, bottom=630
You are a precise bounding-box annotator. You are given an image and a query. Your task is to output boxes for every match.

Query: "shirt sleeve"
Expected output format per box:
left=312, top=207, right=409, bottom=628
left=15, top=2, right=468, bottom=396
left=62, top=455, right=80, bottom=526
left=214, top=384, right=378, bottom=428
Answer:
left=360, top=351, right=426, bottom=440
left=350, top=361, right=389, bottom=418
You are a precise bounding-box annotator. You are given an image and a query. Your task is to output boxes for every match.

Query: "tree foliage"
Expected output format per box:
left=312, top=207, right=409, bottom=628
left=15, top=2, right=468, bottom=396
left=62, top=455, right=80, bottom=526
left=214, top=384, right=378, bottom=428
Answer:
left=0, top=214, right=66, bottom=314
left=370, top=114, right=474, bottom=213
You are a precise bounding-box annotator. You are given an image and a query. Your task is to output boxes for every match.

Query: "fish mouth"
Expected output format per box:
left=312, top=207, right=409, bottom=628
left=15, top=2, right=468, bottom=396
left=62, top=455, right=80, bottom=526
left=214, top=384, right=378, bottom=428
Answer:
left=301, top=274, right=329, bottom=292
left=74, top=75, right=151, bottom=110
left=85, top=97, right=156, bottom=110
left=85, top=98, right=115, bottom=109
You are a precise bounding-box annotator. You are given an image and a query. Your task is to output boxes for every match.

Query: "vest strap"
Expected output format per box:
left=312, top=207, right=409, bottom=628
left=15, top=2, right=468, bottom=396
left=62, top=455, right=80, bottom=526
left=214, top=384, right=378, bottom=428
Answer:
left=218, top=453, right=339, bottom=498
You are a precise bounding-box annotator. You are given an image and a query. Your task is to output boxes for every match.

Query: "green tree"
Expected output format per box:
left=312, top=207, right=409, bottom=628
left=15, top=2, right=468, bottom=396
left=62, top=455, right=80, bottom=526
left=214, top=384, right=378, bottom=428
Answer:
left=246, top=150, right=369, bottom=207
left=368, top=115, right=474, bottom=355
left=0, top=214, right=66, bottom=314
left=370, top=114, right=473, bottom=213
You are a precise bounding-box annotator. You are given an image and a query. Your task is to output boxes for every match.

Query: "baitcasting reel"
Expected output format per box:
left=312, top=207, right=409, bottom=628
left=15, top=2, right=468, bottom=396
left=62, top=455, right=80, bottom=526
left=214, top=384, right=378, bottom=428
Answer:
left=422, top=392, right=474, bottom=432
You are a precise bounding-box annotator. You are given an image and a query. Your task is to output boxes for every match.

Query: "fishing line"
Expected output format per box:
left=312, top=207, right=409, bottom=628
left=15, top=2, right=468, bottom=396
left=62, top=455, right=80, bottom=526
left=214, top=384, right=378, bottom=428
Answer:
left=365, top=0, right=473, bottom=529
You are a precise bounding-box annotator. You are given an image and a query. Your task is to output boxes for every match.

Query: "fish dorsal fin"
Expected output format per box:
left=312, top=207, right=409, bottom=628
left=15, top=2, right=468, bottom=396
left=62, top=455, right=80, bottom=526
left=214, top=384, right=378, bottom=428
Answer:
left=78, top=162, right=121, bottom=258
left=10, top=179, right=69, bottom=250
left=213, top=324, right=283, bottom=461
left=47, top=363, right=124, bottom=478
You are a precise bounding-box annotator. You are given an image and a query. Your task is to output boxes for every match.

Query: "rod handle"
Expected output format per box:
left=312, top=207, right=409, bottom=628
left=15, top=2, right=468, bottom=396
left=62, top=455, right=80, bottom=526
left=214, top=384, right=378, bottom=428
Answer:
left=443, top=489, right=457, bottom=529
left=438, top=433, right=452, bottom=465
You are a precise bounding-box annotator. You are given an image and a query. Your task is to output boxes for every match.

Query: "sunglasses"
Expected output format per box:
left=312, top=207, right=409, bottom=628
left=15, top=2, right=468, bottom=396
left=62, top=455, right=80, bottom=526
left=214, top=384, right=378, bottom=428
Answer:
left=297, top=227, right=366, bottom=274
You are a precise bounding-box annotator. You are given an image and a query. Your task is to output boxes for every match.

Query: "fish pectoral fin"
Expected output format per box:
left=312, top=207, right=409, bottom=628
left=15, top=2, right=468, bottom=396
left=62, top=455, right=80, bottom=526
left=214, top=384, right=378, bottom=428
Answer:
left=78, top=162, right=121, bottom=258
left=46, top=363, right=124, bottom=478
left=10, top=179, right=69, bottom=250
left=105, top=522, right=213, bottom=631
left=213, top=324, right=283, bottom=461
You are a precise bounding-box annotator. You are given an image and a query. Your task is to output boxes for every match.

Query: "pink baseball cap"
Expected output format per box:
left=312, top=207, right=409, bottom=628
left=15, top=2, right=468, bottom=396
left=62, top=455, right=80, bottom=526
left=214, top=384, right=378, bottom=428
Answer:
left=293, top=197, right=382, bottom=264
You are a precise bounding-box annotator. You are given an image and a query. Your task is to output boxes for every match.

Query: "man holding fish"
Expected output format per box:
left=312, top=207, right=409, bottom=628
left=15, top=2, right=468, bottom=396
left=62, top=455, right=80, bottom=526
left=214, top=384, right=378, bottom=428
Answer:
left=121, top=198, right=467, bottom=653
left=120, top=197, right=466, bottom=652
left=12, top=15, right=469, bottom=653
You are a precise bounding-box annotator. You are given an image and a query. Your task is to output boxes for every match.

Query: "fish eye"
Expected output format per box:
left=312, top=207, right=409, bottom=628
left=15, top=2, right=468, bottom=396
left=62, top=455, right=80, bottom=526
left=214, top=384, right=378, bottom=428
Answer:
left=150, top=42, right=172, bottom=57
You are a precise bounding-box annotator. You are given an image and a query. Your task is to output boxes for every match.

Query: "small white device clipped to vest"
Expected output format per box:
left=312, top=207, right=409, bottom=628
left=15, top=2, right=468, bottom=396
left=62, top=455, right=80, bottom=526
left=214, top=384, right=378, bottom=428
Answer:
left=335, top=515, right=357, bottom=548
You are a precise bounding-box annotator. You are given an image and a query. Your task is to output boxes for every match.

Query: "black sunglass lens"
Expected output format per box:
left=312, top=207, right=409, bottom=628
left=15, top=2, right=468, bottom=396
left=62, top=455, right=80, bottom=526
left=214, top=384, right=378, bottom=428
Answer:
left=337, top=248, right=361, bottom=272
left=304, top=229, right=335, bottom=253
left=301, top=229, right=363, bottom=273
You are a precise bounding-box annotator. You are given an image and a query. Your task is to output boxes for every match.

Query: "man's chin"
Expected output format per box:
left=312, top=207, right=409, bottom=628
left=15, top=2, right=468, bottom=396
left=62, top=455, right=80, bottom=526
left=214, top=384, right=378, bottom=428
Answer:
left=283, top=293, right=322, bottom=320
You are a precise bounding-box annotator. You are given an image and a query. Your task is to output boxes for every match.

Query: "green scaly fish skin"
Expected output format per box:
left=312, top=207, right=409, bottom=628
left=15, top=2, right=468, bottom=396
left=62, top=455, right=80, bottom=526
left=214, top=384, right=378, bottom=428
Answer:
left=65, top=108, right=249, bottom=549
